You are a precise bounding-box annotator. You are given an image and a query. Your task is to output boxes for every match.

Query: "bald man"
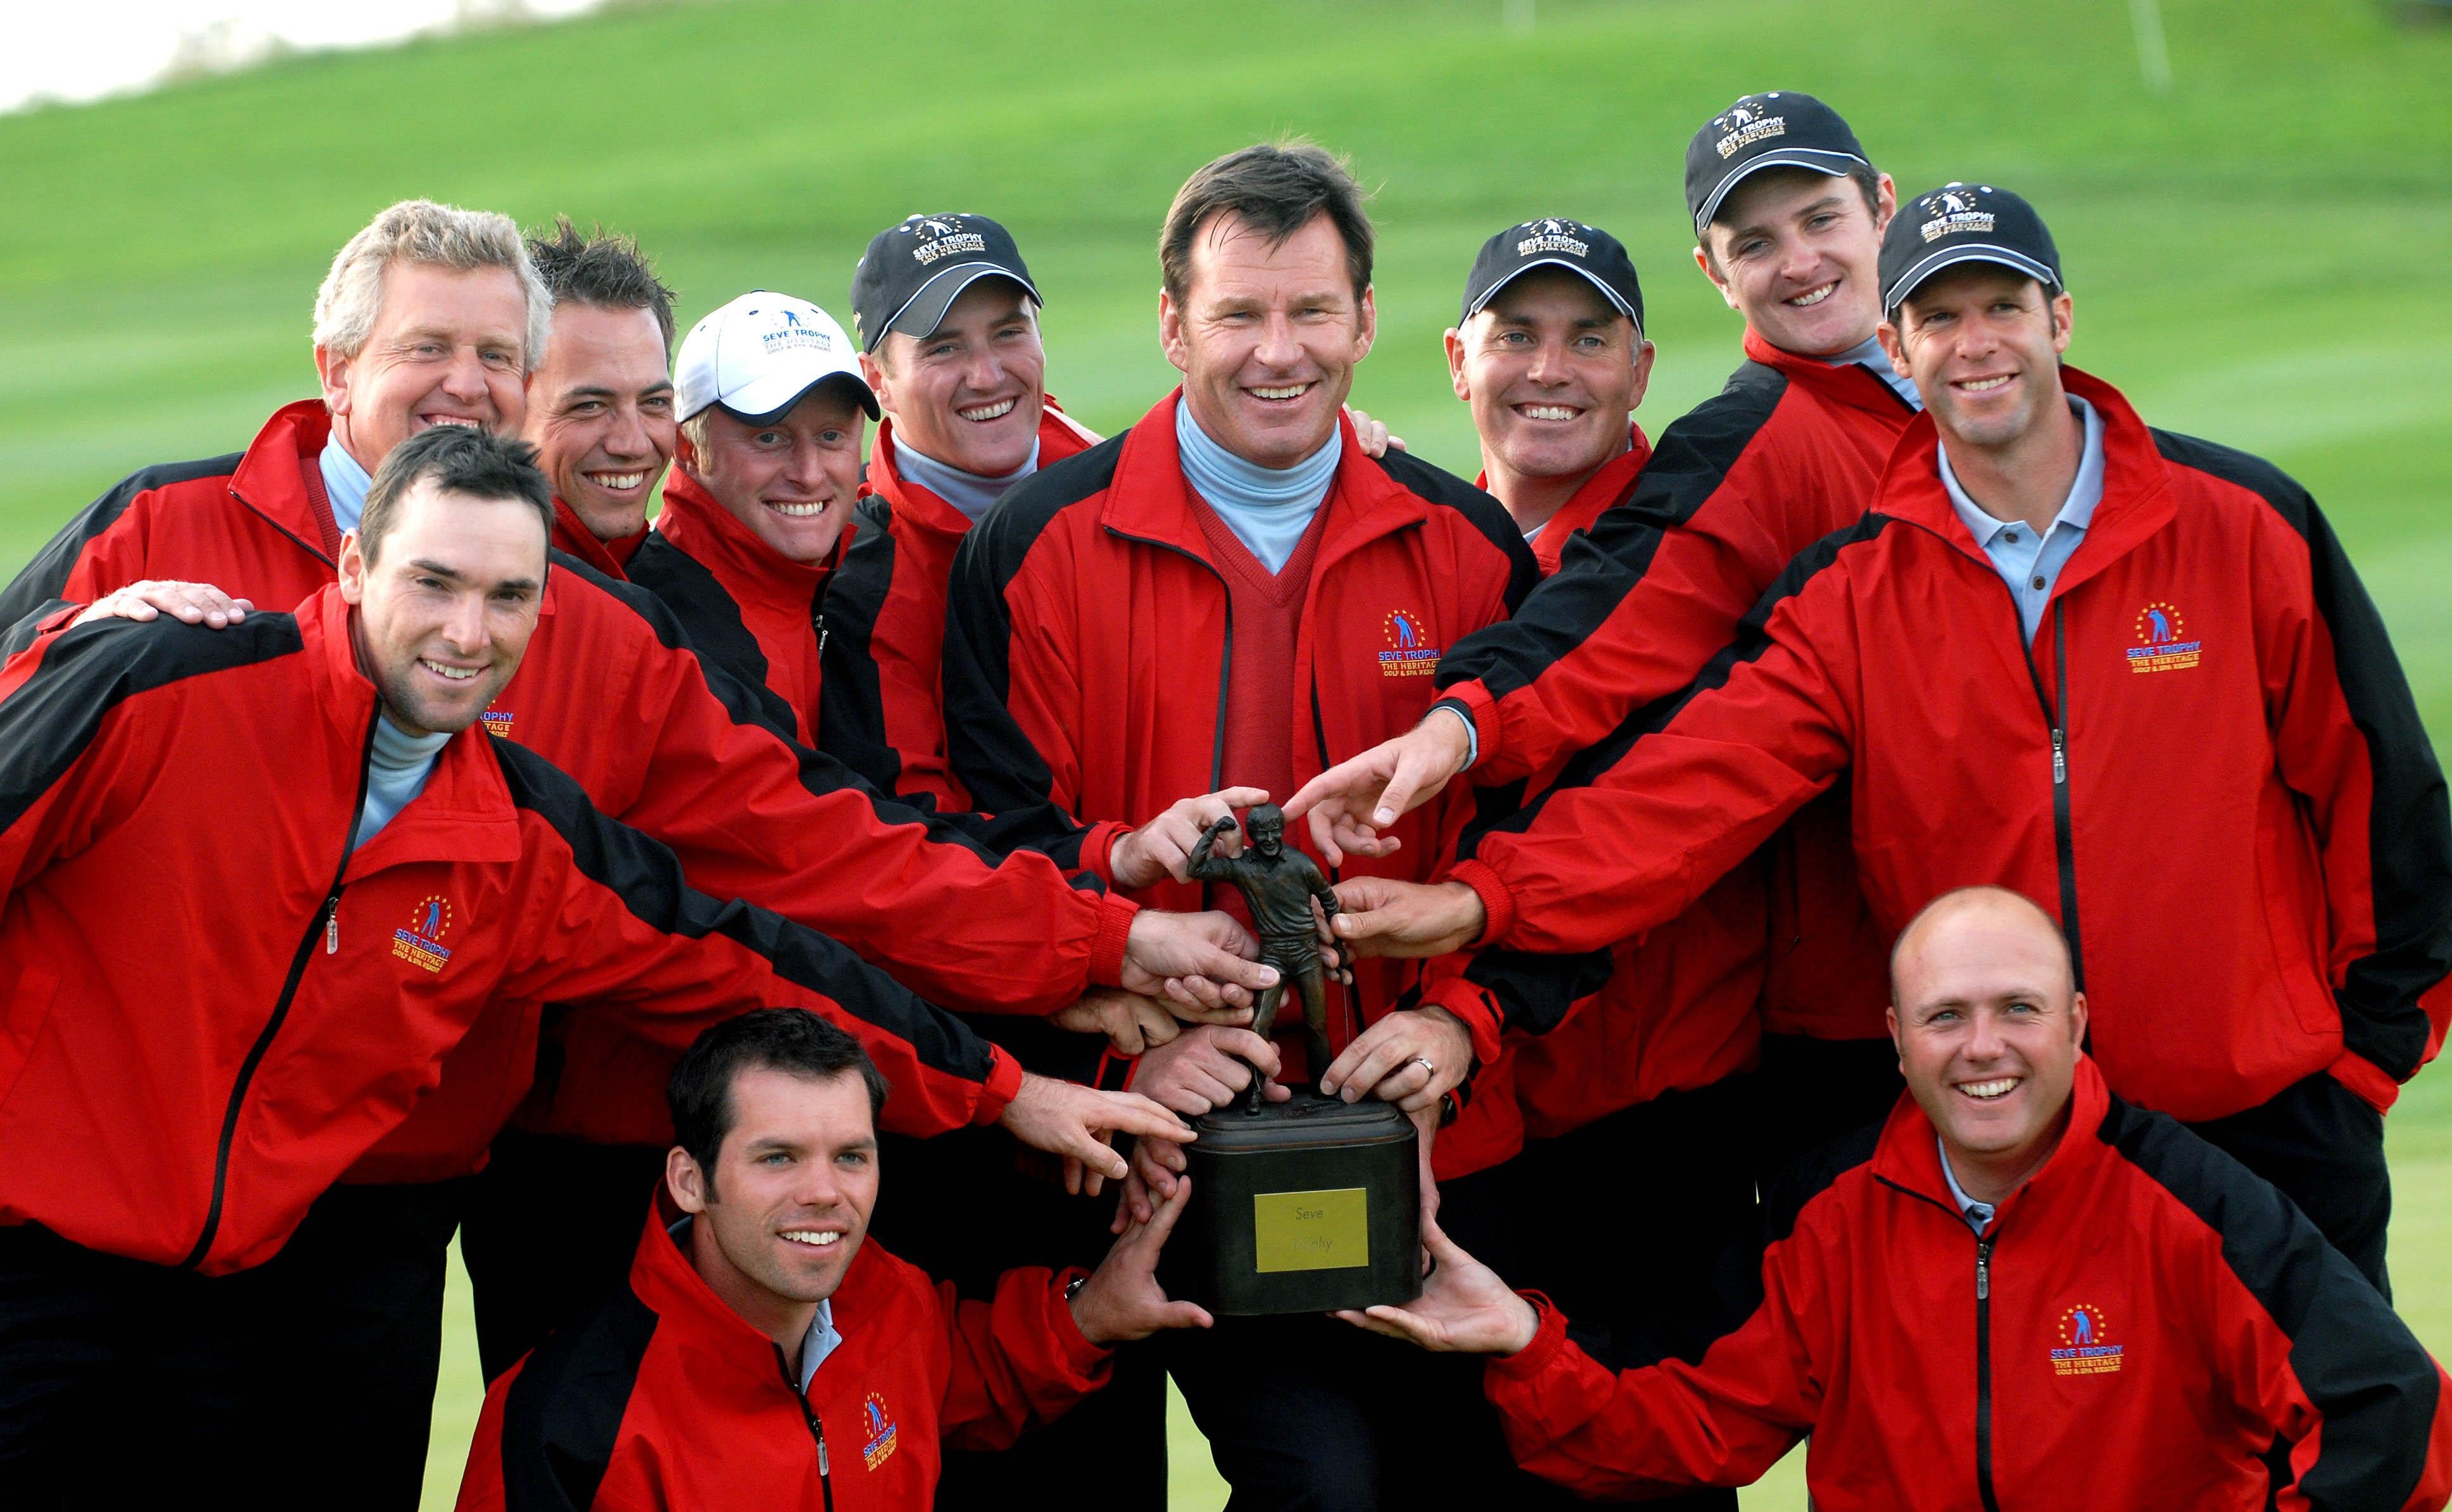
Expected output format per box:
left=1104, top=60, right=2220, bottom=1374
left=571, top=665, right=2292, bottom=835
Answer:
left=1346, top=888, right=2452, bottom=1510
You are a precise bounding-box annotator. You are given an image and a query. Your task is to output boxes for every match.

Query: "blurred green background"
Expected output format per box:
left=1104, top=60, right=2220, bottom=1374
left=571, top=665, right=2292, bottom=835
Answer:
left=2, top=1, right=2446, bottom=1506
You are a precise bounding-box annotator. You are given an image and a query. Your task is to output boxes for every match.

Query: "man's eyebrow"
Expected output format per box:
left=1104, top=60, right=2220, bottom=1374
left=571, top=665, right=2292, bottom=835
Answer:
left=406, top=558, right=467, bottom=583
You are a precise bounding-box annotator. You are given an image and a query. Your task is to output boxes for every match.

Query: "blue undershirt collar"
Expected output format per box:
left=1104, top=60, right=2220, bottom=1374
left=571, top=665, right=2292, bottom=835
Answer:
left=320, top=441, right=375, bottom=538
left=1175, top=401, right=1339, bottom=574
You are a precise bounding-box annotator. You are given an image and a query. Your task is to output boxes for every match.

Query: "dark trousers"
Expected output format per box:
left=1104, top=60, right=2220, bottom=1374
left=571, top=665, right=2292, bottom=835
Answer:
left=1747, top=1033, right=1905, bottom=1189
left=869, top=1125, right=1167, bottom=1511
left=2189, top=1069, right=2392, bottom=1295
left=461, top=1133, right=669, bottom=1380
left=0, top=1180, right=464, bottom=1511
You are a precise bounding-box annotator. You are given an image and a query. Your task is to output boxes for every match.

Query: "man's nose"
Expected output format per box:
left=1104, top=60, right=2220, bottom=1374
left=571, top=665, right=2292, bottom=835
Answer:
left=1253, top=311, right=1301, bottom=370
left=605, top=401, right=654, bottom=461
left=439, top=346, right=490, bottom=403
left=1524, top=335, right=1570, bottom=387
left=438, top=592, right=490, bottom=653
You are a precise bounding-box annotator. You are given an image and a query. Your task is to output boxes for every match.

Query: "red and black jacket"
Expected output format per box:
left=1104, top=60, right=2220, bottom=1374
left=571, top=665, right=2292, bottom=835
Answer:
left=1454, top=369, right=2452, bottom=1121
left=548, top=496, right=647, bottom=580
left=0, top=588, right=1021, bottom=1275
left=941, top=393, right=1537, bottom=1074
left=0, top=401, right=1139, bottom=1166
left=458, top=1209, right=1109, bottom=1511
left=1419, top=427, right=1768, bottom=1176
left=1484, top=1058, right=2452, bottom=1510
left=1425, top=333, right=1914, bottom=1043
left=818, top=402, right=1098, bottom=811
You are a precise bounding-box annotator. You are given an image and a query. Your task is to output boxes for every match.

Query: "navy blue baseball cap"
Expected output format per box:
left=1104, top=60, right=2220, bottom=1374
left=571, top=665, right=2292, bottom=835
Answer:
left=850, top=213, right=1041, bottom=353
left=1684, top=91, right=1871, bottom=236
left=1460, top=218, right=1644, bottom=338
left=1880, top=183, right=2062, bottom=314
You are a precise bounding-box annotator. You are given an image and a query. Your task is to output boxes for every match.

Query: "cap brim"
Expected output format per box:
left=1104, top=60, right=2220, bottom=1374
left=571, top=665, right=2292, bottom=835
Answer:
left=717, top=367, right=882, bottom=424
left=1882, top=244, right=2059, bottom=315
left=870, top=263, right=1041, bottom=352
left=1693, top=148, right=1867, bottom=234
left=1463, top=258, right=1642, bottom=337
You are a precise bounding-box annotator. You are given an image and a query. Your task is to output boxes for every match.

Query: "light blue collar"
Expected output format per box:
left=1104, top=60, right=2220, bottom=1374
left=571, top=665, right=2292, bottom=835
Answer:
left=1940, top=394, right=2105, bottom=547
left=1937, top=1134, right=1997, bottom=1235
left=798, top=1297, right=840, bottom=1392
left=1175, top=400, right=1340, bottom=574
left=1824, top=335, right=1921, bottom=409
left=895, top=437, right=1040, bottom=523
left=320, top=441, right=376, bottom=538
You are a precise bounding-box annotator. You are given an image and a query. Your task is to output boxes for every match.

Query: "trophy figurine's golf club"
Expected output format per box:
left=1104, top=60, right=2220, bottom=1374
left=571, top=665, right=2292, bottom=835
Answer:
left=1159, top=803, right=1423, bottom=1316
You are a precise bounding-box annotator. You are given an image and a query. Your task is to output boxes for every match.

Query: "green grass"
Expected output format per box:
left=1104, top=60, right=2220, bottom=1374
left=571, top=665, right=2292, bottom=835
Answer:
left=4, top=1, right=2447, bottom=1507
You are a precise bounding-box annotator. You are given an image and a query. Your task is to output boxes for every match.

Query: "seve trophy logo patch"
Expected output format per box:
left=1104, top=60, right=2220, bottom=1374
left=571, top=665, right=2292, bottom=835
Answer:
left=861, top=1392, right=899, bottom=1471
left=481, top=707, right=515, bottom=738
left=393, top=895, right=455, bottom=974
left=1918, top=185, right=1998, bottom=243
left=909, top=215, right=987, bottom=267
left=2127, top=601, right=2201, bottom=674
left=1514, top=218, right=1591, bottom=258
left=2049, top=1302, right=2125, bottom=1376
left=1379, top=608, right=1441, bottom=679
left=1712, top=95, right=1787, bottom=158
left=761, top=306, right=832, bottom=354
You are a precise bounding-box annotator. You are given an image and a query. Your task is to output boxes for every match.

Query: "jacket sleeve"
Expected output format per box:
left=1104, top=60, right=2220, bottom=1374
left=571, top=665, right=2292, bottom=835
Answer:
left=818, top=499, right=971, bottom=812
left=452, top=1368, right=517, bottom=1512
left=2254, top=488, right=2452, bottom=1104
left=0, top=463, right=191, bottom=657
left=557, top=562, right=1135, bottom=1014
left=1431, top=378, right=1800, bottom=783
left=1450, top=522, right=1873, bottom=954
left=490, top=745, right=1025, bottom=1138
left=935, top=1266, right=1113, bottom=1452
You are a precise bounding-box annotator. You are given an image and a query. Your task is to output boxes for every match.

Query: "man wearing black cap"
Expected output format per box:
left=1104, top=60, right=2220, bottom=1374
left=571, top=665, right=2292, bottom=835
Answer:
left=1324, top=182, right=2451, bottom=1292
left=1296, top=91, right=1916, bottom=1175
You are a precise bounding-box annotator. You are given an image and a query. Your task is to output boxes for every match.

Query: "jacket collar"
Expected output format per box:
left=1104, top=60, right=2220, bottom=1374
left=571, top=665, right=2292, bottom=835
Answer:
left=1741, top=327, right=1921, bottom=423
left=1869, top=1054, right=2114, bottom=1226
left=1870, top=365, right=2175, bottom=598
left=653, top=468, right=846, bottom=605
left=626, top=1206, right=896, bottom=1401
left=293, top=584, right=525, bottom=875
left=231, top=400, right=343, bottom=567
left=867, top=396, right=1099, bottom=541
left=1482, top=423, right=1653, bottom=576
left=1101, top=389, right=1427, bottom=573
left=550, top=496, right=647, bottom=580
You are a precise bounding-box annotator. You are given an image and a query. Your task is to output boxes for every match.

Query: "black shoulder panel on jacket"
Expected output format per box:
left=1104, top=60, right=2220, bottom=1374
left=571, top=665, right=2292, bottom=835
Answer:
left=498, top=1276, right=661, bottom=1511
left=1370, top=449, right=1541, bottom=611
left=1461, top=944, right=1617, bottom=1038
left=1461, top=512, right=1893, bottom=856
left=814, top=494, right=915, bottom=799
left=2154, top=429, right=2452, bottom=1080
left=622, top=533, right=795, bottom=743
left=964, top=431, right=1125, bottom=602
left=1432, top=360, right=1787, bottom=700
left=1760, top=1116, right=1884, bottom=1249
left=0, top=451, right=246, bottom=647
left=0, top=612, right=302, bottom=835
left=2101, top=1095, right=2442, bottom=1506
left=488, top=736, right=1001, bottom=1086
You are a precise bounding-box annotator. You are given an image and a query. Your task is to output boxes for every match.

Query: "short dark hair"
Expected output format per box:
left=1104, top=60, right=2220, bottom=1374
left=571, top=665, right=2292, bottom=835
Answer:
left=528, top=216, right=678, bottom=356
left=668, top=1009, right=890, bottom=1188
left=358, top=425, right=553, bottom=567
left=1160, top=139, right=1374, bottom=305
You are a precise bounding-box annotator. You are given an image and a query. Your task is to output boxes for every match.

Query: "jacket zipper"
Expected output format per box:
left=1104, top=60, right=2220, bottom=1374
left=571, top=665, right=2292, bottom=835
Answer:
left=776, top=1345, right=835, bottom=1510
left=179, top=707, right=378, bottom=1270
left=1975, top=1233, right=2002, bottom=1512
left=811, top=591, right=828, bottom=658
left=2013, top=594, right=2087, bottom=991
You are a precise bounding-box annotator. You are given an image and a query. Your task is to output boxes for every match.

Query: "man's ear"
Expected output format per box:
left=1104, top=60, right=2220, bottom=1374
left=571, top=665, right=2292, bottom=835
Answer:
left=315, top=344, right=353, bottom=418
left=1443, top=327, right=1472, bottom=404
left=858, top=350, right=892, bottom=419
left=1351, top=284, right=1377, bottom=363
left=2066, top=992, right=2088, bottom=1049
left=1158, top=289, right=1191, bottom=375
left=1692, top=242, right=1741, bottom=314
left=667, top=1147, right=710, bottom=1214
left=1886, top=1001, right=1905, bottom=1068
left=1871, top=172, right=1899, bottom=236
left=1628, top=338, right=1658, bottom=412
left=2049, top=289, right=2075, bottom=355
left=337, top=529, right=369, bottom=605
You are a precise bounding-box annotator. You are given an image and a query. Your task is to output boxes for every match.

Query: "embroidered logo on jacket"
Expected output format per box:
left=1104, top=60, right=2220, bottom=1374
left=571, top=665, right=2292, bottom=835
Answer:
left=1378, top=608, right=1441, bottom=679
left=393, top=896, right=454, bottom=973
left=861, top=1392, right=899, bottom=1470
left=2049, top=1302, right=2125, bottom=1375
left=481, top=708, right=515, bottom=738
left=2126, top=601, right=2201, bottom=674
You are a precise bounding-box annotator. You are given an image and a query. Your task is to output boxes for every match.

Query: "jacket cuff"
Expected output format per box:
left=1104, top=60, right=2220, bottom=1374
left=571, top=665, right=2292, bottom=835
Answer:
left=1445, top=857, right=1516, bottom=948
left=975, top=1047, right=1027, bottom=1126
left=1092, top=1047, right=1138, bottom=1093
left=1047, top=1268, right=1115, bottom=1377
left=1080, top=819, right=1134, bottom=891
left=1441, top=684, right=1505, bottom=776
left=1486, top=1291, right=1569, bottom=1379
left=2326, top=1049, right=2401, bottom=1114
left=1422, top=974, right=1505, bottom=1069
left=1086, top=893, right=1141, bottom=988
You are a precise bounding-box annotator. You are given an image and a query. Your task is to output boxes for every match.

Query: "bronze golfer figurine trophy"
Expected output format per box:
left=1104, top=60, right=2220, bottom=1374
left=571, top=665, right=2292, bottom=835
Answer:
left=1157, top=803, right=1422, bottom=1316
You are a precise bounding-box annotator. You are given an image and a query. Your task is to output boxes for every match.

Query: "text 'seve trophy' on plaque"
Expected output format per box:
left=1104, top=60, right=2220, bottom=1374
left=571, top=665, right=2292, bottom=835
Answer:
left=1155, top=804, right=1422, bottom=1316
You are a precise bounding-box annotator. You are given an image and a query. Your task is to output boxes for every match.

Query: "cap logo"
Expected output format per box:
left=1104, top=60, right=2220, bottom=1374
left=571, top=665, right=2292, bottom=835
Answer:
left=1713, top=100, right=1786, bottom=158
left=1514, top=218, right=1589, bottom=258
left=907, top=217, right=990, bottom=267
left=760, top=308, right=833, bottom=353
left=1918, top=186, right=1996, bottom=243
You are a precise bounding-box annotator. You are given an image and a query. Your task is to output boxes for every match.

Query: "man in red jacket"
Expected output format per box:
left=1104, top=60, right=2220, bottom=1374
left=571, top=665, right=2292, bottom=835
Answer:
left=1330, top=184, right=2452, bottom=1291
left=0, top=197, right=1272, bottom=1504
left=0, top=427, right=1189, bottom=1501
left=461, top=1009, right=1211, bottom=1511
left=1347, top=887, right=2452, bottom=1511
left=940, top=141, right=1537, bottom=1509
left=1419, top=222, right=1762, bottom=1512
left=1290, top=92, right=1916, bottom=1174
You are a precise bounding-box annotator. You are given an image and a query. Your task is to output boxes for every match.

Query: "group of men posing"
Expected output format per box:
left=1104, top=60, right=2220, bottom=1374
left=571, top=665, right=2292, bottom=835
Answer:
left=2, top=89, right=2451, bottom=1510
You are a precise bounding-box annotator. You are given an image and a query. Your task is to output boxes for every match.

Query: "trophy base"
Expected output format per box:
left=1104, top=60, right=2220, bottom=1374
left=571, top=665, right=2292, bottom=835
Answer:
left=1158, top=1092, right=1422, bottom=1317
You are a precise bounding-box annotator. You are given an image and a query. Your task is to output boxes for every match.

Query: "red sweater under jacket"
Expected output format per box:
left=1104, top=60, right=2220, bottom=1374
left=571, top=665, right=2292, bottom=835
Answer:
left=458, top=1210, right=1110, bottom=1511
left=1484, top=1058, right=2452, bottom=1511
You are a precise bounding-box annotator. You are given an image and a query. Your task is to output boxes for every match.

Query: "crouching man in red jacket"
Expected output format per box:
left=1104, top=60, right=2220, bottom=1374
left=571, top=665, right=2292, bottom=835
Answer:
left=1347, top=887, right=2452, bottom=1511
left=459, top=1009, right=1209, bottom=1511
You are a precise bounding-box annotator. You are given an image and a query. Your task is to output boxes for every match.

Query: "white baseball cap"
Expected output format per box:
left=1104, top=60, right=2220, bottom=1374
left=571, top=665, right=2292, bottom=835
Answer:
left=674, top=291, right=879, bottom=424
